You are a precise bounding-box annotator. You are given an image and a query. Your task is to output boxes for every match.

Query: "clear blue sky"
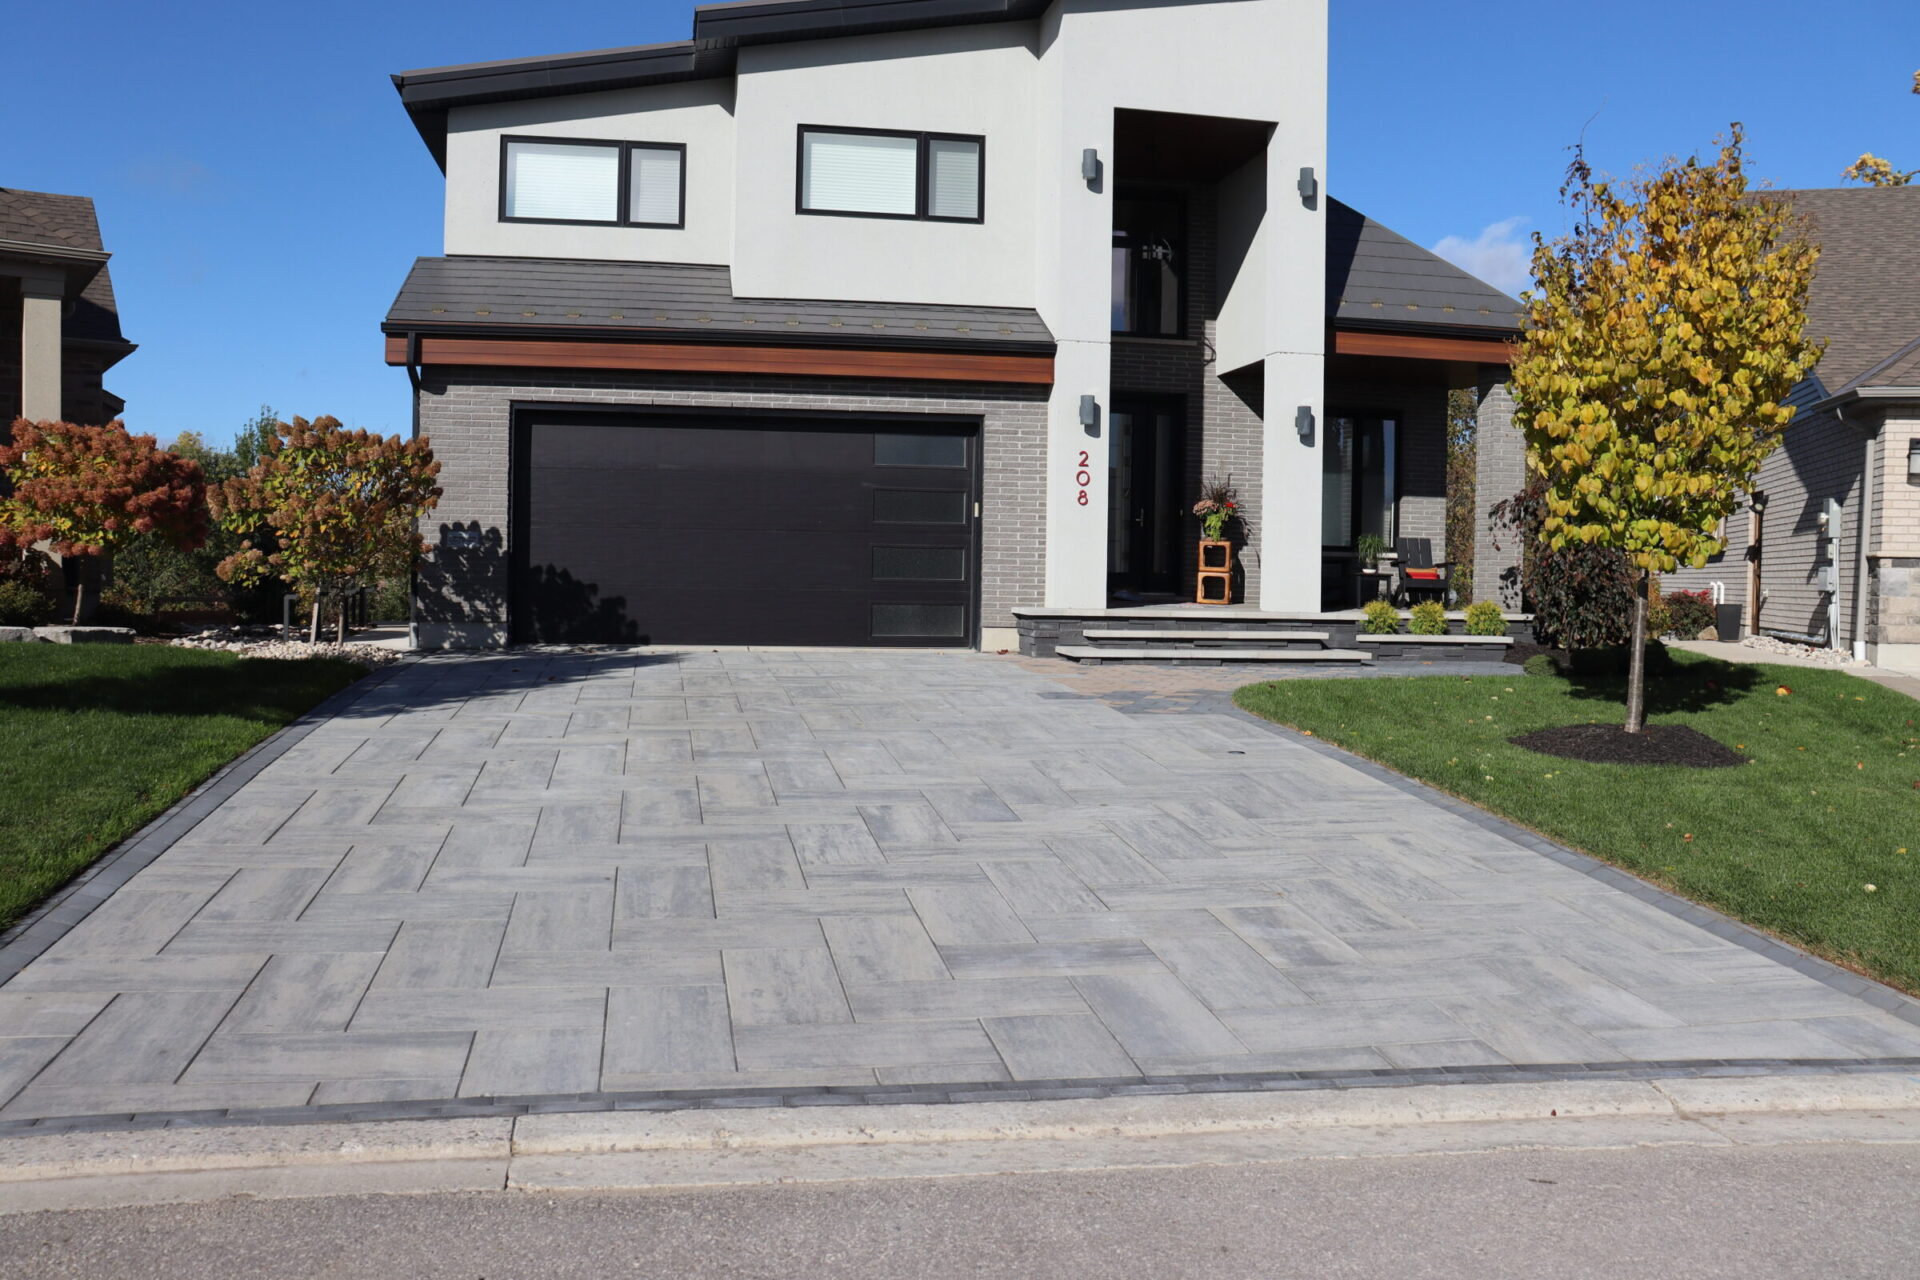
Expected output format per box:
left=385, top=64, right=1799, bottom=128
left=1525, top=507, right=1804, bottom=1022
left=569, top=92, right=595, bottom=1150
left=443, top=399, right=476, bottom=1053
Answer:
left=9, top=1, right=1917, bottom=447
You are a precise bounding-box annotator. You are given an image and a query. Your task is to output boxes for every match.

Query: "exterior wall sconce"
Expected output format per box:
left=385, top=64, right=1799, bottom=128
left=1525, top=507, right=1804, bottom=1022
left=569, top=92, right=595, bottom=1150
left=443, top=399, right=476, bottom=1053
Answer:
left=1081, top=148, right=1101, bottom=186
left=1908, top=437, right=1920, bottom=481
left=1079, top=394, right=1100, bottom=434
left=1295, top=405, right=1314, bottom=442
left=1297, top=166, right=1318, bottom=208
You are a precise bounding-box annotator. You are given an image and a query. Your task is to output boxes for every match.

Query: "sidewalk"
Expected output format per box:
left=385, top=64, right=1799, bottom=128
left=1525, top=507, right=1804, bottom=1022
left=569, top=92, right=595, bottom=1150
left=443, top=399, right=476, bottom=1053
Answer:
left=1669, top=639, right=1920, bottom=701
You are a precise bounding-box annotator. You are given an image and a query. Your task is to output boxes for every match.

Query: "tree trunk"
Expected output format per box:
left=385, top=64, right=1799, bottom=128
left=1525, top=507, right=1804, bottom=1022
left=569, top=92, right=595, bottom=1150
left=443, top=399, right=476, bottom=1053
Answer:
left=71, top=581, right=84, bottom=627
left=1624, top=571, right=1649, bottom=734
left=308, top=596, right=322, bottom=645
left=336, top=593, right=348, bottom=646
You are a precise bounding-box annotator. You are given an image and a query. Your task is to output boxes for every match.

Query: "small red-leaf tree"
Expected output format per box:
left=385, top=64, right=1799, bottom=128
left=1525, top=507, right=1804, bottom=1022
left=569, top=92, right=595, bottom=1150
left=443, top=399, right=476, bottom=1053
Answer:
left=209, top=416, right=442, bottom=643
left=0, top=418, right=210, bottom=624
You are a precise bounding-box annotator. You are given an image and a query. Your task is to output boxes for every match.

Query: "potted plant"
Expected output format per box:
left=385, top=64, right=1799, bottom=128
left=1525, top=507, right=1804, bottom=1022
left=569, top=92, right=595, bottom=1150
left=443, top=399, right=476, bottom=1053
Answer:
left=1356, top=533, right=1386, bottom=570
left=1191, top=477, right=1239, bottom=602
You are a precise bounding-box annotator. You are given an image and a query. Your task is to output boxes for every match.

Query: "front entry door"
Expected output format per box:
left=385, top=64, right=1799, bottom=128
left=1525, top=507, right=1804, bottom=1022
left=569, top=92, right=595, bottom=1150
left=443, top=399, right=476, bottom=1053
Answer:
left=1107, top=395, right=1186, bottom=597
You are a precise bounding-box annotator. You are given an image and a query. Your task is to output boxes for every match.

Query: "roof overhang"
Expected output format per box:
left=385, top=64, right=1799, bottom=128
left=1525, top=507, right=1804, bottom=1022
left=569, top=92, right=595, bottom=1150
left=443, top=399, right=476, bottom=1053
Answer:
left=392, top=0, right=1051, bottom=168
left=1329, top=322, right=1515, bottom=366
left=0, top=239, right=109, bottom=294
left=1813, top=384, right=1920, bottom=415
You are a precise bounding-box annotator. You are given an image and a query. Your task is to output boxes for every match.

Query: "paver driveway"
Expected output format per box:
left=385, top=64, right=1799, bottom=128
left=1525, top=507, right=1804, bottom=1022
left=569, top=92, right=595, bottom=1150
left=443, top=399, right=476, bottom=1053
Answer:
left=3, top=649, right=1919, bottom=1122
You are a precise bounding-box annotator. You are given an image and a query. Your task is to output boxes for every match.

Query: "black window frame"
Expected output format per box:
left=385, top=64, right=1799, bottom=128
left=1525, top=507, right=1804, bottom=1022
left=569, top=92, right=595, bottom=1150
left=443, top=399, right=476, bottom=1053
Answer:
left=1111, top=185, right=1190, bottom=339
left=795, top=125, right=985, bottom=224
left=498, top=135, right=688, bottom=229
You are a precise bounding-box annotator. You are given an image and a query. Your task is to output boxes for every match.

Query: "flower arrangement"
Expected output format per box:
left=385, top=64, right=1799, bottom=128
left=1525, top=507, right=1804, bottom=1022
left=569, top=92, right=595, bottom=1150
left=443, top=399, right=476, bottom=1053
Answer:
left=1192, top=477, right=1239, bottom=541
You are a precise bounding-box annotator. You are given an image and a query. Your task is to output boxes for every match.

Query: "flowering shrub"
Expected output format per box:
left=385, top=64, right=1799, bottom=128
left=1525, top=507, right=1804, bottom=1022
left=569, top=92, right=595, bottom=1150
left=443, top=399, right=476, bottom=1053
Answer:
left=1192, top=477, right=1240, bottom=541
left=1663, top=589, right=1716, bottom=640
left=1361, top=599, right=1400, bottom=634
left=1410, top=601, right=1448, bottom=635
left=1464, top=600, right=1508, bottom=636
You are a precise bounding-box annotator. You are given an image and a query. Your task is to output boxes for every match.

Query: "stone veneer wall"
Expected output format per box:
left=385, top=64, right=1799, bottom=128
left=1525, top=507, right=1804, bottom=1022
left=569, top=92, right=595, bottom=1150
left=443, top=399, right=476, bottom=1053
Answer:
left=1109, top=186, right=1266, bottom=604
left=1871, top=408, right=1920, bottom=656
left=411, top=368, right=1048, bottom=647
left=1472, top=373, right=1524, bottom=608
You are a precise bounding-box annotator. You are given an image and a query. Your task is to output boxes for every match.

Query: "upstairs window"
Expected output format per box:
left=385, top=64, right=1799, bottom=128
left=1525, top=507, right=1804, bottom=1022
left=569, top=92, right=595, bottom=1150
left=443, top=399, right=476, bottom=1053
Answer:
left=798, top=127, right=983, bottom=222
left=501, top=137, right=685, bottom=228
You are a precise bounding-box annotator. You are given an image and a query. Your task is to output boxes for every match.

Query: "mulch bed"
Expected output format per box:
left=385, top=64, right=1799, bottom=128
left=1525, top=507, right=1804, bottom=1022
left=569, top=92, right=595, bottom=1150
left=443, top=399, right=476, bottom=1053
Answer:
left=1509, top=722, right=1749, bottom=768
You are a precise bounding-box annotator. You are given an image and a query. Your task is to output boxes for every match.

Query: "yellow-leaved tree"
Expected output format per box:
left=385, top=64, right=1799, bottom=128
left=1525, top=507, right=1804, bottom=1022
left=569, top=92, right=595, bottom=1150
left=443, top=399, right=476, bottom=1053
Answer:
left=1842, top=70, right=1919, bottom=187
left=1512, top=126, right=1824, bottom=733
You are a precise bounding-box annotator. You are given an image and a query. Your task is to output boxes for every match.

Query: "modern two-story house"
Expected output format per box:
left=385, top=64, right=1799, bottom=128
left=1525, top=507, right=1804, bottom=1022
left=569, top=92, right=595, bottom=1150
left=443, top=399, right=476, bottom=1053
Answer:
left=386, top=0, right=1524, bottom=652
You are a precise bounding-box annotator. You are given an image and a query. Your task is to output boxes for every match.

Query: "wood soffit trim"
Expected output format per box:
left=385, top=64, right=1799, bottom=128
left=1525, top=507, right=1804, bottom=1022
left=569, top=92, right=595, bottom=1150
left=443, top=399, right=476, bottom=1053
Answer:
left=384, top=334, right=1054, bottom=385
left=1330, top=326, right=1515, bottom=365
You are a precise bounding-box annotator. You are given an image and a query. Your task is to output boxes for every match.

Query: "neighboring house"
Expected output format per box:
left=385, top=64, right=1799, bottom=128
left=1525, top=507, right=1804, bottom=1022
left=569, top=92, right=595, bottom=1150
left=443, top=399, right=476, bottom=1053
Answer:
left=386, top=0, right=1523, bottom=651
left=1664, top=187, right=1920, bottom=666
left=0, top=188, right=134, bottom=427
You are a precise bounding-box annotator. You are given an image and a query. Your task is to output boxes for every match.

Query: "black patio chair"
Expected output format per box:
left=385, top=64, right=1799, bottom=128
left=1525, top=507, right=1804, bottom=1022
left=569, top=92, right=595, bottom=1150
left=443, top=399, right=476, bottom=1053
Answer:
left=1392, top=537, right=1451, bottom=605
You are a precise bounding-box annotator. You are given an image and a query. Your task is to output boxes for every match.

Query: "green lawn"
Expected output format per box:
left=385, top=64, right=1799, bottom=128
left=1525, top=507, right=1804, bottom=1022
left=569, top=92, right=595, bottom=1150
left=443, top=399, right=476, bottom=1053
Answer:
left=0, top=645, right=363, bottom=931
left=1234, top=651, right=1920, bottom=994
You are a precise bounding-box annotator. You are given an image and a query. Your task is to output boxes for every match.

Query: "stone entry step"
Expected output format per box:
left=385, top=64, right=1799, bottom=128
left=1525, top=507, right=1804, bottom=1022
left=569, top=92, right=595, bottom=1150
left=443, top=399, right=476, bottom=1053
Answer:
left=1055, top=645, right=1371, bottom=665
left=1078, top=630, right=1333, bottom=644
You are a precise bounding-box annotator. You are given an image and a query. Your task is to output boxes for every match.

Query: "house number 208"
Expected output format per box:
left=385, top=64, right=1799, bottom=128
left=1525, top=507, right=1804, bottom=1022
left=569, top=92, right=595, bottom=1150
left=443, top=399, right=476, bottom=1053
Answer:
left=1075, top=451, right=1091, bottom=505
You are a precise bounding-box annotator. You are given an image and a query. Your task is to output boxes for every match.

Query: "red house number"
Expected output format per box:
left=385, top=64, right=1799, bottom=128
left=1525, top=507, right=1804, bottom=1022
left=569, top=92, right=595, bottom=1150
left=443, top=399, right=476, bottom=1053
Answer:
left=1074, top=451, right=1090, bottom=505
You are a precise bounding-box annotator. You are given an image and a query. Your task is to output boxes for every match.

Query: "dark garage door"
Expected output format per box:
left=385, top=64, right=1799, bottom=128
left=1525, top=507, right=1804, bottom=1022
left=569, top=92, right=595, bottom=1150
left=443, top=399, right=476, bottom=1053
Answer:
left=512, top=410, right=979, bottom=646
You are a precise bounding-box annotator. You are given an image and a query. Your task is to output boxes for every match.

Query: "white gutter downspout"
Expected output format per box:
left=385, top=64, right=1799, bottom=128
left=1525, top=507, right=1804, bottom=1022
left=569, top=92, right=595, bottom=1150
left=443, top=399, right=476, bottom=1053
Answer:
left=1832, top=399, right=1875, bottom=661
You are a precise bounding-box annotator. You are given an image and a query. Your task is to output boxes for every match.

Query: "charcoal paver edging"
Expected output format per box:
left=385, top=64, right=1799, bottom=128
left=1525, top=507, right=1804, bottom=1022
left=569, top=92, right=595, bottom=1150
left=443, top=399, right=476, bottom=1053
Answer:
left=0, top=658, right=414, bottom=985
left=1194, top=687, right=1920, bottom=1033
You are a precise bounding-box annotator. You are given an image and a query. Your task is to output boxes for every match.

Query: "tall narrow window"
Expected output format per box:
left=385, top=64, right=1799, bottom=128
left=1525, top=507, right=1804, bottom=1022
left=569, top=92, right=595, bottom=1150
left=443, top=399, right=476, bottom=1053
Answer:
left=1321, top=414, right=1398, bottom=548
left=501, top=137, right=685, bottom=228
left=628, top=144, right=685, bottom=226
left=1111, top=193, right=1186, bottom=337
left=798, top=127, right=984, bottom=222
left=504, top=139, right=620, bottom=222
left=926, top=137, right=982, bottom=220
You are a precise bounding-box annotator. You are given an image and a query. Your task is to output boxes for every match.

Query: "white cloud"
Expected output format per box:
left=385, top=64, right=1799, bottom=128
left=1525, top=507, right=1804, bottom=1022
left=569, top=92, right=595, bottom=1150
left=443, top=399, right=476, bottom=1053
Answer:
left=1431, top=217, right=1532, bottom=297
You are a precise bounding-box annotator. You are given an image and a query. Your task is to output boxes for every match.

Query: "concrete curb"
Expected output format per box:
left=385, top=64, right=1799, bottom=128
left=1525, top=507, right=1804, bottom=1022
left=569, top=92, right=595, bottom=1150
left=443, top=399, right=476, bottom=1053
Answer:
left=2, top=1073, right=1916, bottom=1215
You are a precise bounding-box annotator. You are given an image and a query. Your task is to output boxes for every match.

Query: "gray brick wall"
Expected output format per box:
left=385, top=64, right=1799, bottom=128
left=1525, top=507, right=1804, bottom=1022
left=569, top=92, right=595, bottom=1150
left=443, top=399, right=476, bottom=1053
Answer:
left=1110, top=187, right=1265, bottom=603
left=1472, top=372, right=1523, bottom=607
left=411, top=369, right=1048, bottom=646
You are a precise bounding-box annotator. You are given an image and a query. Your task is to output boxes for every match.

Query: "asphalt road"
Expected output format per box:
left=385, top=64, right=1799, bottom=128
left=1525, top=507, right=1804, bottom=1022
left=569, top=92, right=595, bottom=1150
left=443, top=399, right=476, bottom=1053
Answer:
left=5, top=1140, right=1918, bottom=1279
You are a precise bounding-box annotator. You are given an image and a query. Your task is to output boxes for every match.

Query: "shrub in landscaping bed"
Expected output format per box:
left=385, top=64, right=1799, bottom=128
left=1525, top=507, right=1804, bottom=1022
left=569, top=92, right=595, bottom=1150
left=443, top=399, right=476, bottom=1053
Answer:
left=1464, top=600, right=1507, bottom=636
left=1409, top=601, right=1448, bottom=635
left=1361, top=599, right=1399, bottom=634
left=1663, top=588, right=1716, bottom=640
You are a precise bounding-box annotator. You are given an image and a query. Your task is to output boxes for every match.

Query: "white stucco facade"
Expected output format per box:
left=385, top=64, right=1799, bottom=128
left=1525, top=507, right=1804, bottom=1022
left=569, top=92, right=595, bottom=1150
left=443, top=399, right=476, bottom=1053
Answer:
left=427, top=0, right=1332, bottom=616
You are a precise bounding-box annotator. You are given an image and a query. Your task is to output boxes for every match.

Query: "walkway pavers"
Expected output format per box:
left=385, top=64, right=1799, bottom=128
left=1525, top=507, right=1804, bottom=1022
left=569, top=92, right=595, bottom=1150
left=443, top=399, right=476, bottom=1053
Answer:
left=3, top=648, right=1919, bottom=1123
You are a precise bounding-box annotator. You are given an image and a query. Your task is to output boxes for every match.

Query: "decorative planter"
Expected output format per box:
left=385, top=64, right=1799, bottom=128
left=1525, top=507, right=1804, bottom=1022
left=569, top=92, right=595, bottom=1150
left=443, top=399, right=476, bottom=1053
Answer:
left=1196, top=539, right=1233, bottom=604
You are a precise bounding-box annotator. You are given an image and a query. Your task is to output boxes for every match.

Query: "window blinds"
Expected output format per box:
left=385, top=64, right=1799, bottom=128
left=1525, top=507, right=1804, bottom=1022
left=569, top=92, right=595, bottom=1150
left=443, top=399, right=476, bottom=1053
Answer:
left=926, top=138, right=981, bottom=220
left=504, top=140, right=620, bottom=222
left=629, top=146, right=683, bottom=225
left=801, top=131, right=919, bottom=216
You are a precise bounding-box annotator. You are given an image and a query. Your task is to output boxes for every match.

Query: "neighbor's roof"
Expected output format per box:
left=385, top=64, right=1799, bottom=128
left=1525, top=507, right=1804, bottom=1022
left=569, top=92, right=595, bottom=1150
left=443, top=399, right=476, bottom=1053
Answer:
left=1777, top=186, right=1920, bottom=397
left=383, top=256, right=1055, bottom=352
left=0, top=188, right=129, bottom=348
left=1326, top=198, right=1523, bottom=336
left=393, top=0, right=1054, bottom=167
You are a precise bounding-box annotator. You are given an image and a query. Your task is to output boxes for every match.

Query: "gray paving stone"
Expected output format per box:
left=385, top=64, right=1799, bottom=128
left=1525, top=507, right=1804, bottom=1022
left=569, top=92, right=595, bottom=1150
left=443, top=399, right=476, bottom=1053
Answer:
left=1071, top=972, right=1246, bottom=1059
left=602, top=985, right=733, bottom=1079
left=221, top=953, right=384, bottom=1034
left=822, top=915, right=950, bottom=985
left=723, top=948, right=852, bottom=1026
left=982, top=1013, right=1139, bottom=1080
left=183, top=1031, right=475, bottom=1082
left=370, top=920, right=507, bottom=991
left=0, top=1036, right=69, bottom=1107
left=10, top=648, right=1919, bottom=1124
left=1145, top=934, right=1313, bottom=1012
left=32, top=990, right=238, bottom=1085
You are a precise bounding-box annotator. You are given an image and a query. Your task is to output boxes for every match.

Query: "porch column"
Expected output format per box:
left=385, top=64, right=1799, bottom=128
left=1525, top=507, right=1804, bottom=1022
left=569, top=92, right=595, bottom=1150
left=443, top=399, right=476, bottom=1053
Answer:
left=19, top=276, right=64, bottom=422
left=1472, top=369, right=1524, bottom=607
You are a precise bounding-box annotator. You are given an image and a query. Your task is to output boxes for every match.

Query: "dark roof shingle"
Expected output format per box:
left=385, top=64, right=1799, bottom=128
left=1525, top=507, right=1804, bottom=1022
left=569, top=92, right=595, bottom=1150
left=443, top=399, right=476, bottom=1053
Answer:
left=384, top=257, right=1053, bottom=350
left=1326, top=198, right=1524, bottom=334
left=1776, top=186, right=1920, bottom=393
left=0, top=188, right=126, bottom=347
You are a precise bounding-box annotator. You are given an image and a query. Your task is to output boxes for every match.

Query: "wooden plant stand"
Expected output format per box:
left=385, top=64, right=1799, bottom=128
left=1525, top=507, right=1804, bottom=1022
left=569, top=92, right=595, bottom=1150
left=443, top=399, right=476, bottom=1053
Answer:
left=1196, top=539, right=1233, bottom=604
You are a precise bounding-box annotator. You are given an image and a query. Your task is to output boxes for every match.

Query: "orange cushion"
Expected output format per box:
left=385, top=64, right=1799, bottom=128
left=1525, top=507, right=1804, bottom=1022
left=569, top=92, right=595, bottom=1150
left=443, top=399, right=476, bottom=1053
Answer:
left=1404, top=568, right=1440, bottom=580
